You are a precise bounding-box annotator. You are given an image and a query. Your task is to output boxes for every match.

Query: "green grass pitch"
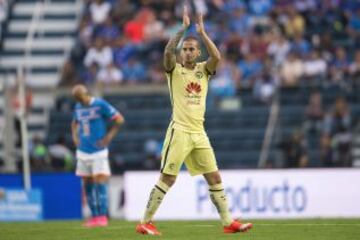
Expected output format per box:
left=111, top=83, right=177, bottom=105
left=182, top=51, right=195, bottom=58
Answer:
left=1, top=219, right=359, bottom=240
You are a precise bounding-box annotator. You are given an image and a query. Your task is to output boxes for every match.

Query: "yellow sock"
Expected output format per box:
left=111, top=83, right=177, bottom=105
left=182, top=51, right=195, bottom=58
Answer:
left=209, top=183, right=233, bottom=226
left=141, top=180, right=170, bottom=223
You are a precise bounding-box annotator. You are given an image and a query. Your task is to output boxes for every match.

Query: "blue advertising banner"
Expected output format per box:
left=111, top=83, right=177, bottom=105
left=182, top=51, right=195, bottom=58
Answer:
left=0, top=173, right=81, bottom=220
left=0, top=188, right=43, bottom=221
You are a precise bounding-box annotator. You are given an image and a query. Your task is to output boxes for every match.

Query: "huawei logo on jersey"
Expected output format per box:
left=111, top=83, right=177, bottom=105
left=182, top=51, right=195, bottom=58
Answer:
left=186, top=82, right=201, bottom=95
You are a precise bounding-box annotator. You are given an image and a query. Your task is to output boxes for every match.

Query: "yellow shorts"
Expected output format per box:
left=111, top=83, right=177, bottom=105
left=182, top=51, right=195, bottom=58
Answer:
left=160, top=127, right=218, bottom=176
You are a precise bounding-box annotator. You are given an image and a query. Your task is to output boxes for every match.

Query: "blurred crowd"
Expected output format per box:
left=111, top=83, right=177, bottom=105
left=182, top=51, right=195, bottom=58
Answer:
left=5, top=0, right=360, bottom=171
left=278, top=93, right=353, bottom=169
left=59, top=0, right=360, bottom=170
left=61, top=0, right=360, bottom=99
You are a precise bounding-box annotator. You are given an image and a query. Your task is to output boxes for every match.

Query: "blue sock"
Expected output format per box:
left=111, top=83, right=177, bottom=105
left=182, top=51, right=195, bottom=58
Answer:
left=96, top=183, right=109, bottom=216
left=85, top=183, right=99, bottom=217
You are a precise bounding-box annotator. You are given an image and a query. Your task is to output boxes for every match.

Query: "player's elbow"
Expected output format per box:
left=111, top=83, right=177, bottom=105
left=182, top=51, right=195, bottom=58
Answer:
left=213, top=54, right=221, bottom=63
left=113, top=114, right=125, bottom=125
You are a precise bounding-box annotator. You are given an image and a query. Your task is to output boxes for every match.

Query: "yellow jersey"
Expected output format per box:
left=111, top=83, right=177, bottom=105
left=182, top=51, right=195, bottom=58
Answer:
left=165, top=61, right=212, bottom=133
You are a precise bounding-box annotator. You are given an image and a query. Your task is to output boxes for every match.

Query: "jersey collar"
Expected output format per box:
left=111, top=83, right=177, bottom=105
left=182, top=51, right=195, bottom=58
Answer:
left=181, top=62, right=197, bottom=70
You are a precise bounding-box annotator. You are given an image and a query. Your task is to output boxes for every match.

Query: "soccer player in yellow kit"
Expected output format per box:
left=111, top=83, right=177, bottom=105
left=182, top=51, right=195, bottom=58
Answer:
left=136, top=6, right=253, bottom=235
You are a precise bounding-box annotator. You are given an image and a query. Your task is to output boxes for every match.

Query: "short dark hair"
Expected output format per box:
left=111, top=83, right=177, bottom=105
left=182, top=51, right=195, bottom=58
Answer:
left=183, top=36, right=200, bottom=49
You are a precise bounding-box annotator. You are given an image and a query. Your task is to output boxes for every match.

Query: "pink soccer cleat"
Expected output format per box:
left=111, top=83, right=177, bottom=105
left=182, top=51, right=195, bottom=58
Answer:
left=96, top=215, right=109, bottom=227
left=83, top=217, right=98, bottom=228
left=223, top=219, right=253, bottom=234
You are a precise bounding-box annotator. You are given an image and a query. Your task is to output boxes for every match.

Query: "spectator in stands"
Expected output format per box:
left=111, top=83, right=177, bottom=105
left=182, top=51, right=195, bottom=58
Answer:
left=223, top=33, right=244, bottom=61
left=331, top=125, right=352, bottom=167
left=303, top=91, right=325, bottom=133
left=112, top=36, right=136, bottom=67
left=248, top=0, right=273, bottom=17
left=122, top=57, right=146, bottom=84
left=84, top=37, right=113, bottom=68
left=220, top=0, right=246, bottom=14
left=253, top=70, right=276, bottom=104
left=95, top=16, right=120, bottom=46
left=280, top=52, right=304, bottom=87
left=293, top=0, right=317, bottom=13
left=348, top=9, right=360, bottom=48
left=124, top=10, right=146, bottom=44
left=49, top=136, right=74, bottom=172
left=302, top=50, right=327, bottom=83
left=96, top=63, right=124, bottom=89
left=228, top=5, right=252, bottom=37
left=348, top=8, right=360, bottom=32
left=284, top=5, right=306, bottom=37
left=143, top=9, right=165, bottom=43
left=349, top=50, right=360, bottom=87
left=141, top=9, right=167, bottom=58
left=172, top=0, right=208, bottom=17
left=267, top=33, right=291, bottom=67
left=30, top=136, right=49, bottom=172
left=209, top=58, right=239, bottom=101
left=321, top=96, right=352, bottom=167
left=329, top=47, right=350, bottom=88
left=279, top=130, right=309, bottom=168
left=246, top=32, right=269, bottom=60
left=317, top=32, right=335, bottom=61
left=162, top=10, right=182, bottom=40
left=341, top=0, right=360, bottom=13
left=238, top=53, right=263, bottom=88
left=321, top=123, right=352, bottom=168
left=112, top=0, right=136, bottom=28
left=323, top=96, right=351, bottom=136
left=89, top=0, right=111, bottom=26
left=78, top=15, right=93, bottom=48
left=190, top=0, right=208, bottom=15
left=291, top=33, right=311, bottom=57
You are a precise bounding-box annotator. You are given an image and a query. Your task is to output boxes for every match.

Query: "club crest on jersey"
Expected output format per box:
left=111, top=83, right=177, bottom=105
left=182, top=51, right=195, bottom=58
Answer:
left=186, top=82, right=201, bottom=95
left=195, top=71, right=203, bottom=79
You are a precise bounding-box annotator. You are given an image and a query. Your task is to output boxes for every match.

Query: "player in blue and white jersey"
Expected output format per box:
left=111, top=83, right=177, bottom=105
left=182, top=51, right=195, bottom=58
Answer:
left=71, top=85, right=124, bottom=227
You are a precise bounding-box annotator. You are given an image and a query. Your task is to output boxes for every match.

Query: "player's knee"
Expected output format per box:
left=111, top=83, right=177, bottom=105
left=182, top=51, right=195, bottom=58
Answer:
left=204, top=171, right=222, bottom=185
left=212, top=175, right=222, bottom=185
left=160, top=173, right=176, bottom=187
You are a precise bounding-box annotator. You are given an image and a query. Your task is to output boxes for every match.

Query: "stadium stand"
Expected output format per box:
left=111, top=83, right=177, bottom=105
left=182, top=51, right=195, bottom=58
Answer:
left=0, top=0, right=82, bottom=169
left=0, top=0, right=81, bottom=88
left=2, top=0, right=360, bottom=172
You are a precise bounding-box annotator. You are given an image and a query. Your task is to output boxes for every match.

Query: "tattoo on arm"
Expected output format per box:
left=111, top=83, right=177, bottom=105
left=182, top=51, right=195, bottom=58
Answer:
left=164, top=28, right=186, bottom=71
